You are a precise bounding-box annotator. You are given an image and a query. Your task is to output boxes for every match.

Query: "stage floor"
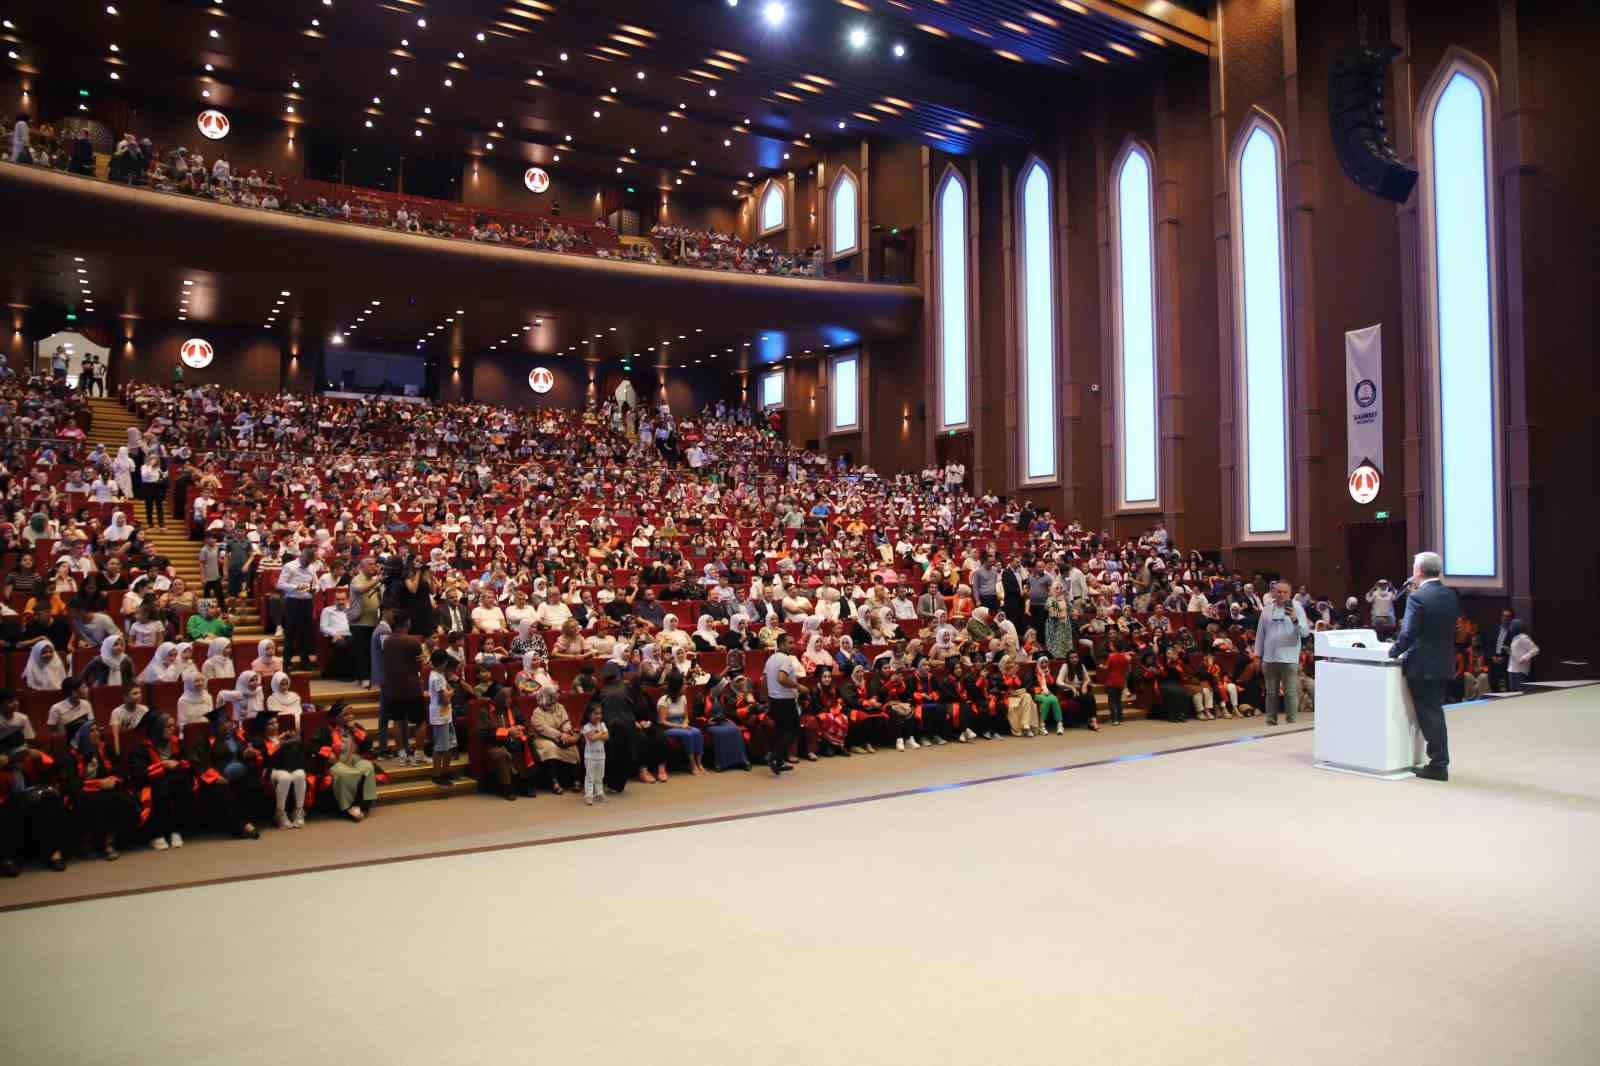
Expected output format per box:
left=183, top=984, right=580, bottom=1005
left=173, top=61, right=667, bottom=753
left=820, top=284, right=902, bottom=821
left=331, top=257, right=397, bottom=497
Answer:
left=5, top=686, right=1597, bottom=1065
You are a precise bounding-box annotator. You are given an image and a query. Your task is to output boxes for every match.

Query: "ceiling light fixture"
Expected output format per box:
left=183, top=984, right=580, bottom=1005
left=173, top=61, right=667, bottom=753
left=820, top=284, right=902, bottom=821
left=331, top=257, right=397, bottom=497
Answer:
left=762, top=2, right=787, bottom=28
left=848, top=26, right=869, bottom=50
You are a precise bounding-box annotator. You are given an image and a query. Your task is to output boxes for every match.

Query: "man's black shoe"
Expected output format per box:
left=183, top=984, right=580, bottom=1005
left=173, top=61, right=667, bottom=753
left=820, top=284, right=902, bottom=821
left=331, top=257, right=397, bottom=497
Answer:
left=1414, top=764, right=1449, bottom=781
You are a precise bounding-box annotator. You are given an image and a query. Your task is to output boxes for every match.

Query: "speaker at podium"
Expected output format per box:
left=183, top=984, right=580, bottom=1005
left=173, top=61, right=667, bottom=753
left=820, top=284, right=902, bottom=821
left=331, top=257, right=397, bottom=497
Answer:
left=1312, top=629, right=1426, bottom=779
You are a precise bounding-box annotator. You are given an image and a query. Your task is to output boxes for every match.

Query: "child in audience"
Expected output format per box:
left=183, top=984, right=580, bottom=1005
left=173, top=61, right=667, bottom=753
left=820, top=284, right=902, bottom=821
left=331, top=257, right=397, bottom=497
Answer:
left=581, top=703, right=609, bottom=805
left=428, top=650, right=457, bottom=787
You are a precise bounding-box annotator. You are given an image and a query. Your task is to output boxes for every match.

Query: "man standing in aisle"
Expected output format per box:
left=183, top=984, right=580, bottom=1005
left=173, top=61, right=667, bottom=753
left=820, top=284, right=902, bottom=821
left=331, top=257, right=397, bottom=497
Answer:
left=276, top=545, right=319, bottom=672
left=763, top=632, right=809, bottom=776
left=1253, top=580, right=1311, bottom=726
left=1388, top=552, right=1458, bottom=781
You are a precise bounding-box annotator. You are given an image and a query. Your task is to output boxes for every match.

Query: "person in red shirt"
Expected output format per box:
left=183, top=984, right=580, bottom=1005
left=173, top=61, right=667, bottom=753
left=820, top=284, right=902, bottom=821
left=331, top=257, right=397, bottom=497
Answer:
left=1101, top=640, right=1131, bottom=726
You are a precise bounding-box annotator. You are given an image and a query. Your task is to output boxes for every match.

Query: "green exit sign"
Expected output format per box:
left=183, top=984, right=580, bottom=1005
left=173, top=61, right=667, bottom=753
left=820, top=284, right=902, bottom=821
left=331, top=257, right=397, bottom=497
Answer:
left=65, top=312, right=77, bottom=321
left=1374, top=510, right=1390, bottom=520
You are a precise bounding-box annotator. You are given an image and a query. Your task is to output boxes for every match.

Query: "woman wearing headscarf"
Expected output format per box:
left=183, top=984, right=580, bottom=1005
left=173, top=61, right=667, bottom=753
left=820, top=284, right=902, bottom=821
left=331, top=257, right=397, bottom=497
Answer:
left=111, top=446, right=135, bottom=500
left=654, top=613, right=690, bottom=653
left=58, top=710, right=139, bottom=857
left=265, top=671, right=302, bottom=722
left=803, top=632, right=835, bottom=675
left=514, top=651, right=553, bottom=695
left=102, top=510, right=134, bottom=547
left=833, top=634, right=869, bottom=675
left=965, top=605, right=995, bottom=642
left=21, top=640, right=67, bottom=691
left=216, top=670, right=265, bottom=728
left=1044, top=581, right=1074, bottom=659
left=81, top=634, right=136, bottom=688
left=701, top=674, right=754, bottom=771
left=140, top=642, right=181, bottom=685
left=999, top=655, right=1042, bottom=737
left=509, top=617, right=548, bottom=661
left=838, top=665, right=890, bottom=754
left=175, top=669, right=215, bottom=730
left=202, top=636, right=235, bottom=680
left=690, top=614, right=721, bottom=652
left=528, top=684, right=580, bottom=793
left=251, top=638, right=283, bottom=677
left=595, top=662, right=638, bottom=794
left=310, top=702, right=379, bottom=821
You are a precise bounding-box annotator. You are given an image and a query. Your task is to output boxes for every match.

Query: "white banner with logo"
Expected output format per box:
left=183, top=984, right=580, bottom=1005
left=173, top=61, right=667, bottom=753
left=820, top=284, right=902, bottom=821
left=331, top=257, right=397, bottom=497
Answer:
left=1344, top=324, right=1383, bottom=475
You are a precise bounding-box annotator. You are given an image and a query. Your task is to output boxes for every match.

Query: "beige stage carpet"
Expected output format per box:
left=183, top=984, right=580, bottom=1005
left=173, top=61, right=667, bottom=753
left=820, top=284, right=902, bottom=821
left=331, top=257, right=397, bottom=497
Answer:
left=4, top=688, right=1597, bottom=1066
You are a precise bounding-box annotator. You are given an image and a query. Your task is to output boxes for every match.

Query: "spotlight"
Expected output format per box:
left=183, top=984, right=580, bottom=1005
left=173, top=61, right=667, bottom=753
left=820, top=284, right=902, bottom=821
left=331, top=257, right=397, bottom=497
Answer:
left=762, top=1, right=786, bottom=27
left=848, top=26, right=869, bottom=50
left=893, top=42, right=907, bottom=58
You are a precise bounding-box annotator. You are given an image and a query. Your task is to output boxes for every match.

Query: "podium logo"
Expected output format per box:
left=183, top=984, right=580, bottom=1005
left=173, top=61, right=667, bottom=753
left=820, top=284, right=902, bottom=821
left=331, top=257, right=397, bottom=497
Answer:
left=197, top=110, right=230, bottom=140
left=524, top=167, right=551, bottom=194
left=528, top=366, right=555, bottom=393
left=179, top=338, right=215, bottom=369
left=1348, top=463, right=1381, bottom=504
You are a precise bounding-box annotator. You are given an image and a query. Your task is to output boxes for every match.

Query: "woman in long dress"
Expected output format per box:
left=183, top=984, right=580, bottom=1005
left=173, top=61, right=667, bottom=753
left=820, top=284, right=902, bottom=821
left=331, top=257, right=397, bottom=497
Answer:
left=111, top=446, right=136, bottom=500
left=1044, top=582, right=1073, bottom=659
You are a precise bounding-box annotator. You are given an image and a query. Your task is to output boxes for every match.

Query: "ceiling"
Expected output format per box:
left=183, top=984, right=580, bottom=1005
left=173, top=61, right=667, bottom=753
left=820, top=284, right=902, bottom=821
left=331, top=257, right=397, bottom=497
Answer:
left=3, top=0, right=1205, bottom=194
left=3, top=162, right=917, bottom=373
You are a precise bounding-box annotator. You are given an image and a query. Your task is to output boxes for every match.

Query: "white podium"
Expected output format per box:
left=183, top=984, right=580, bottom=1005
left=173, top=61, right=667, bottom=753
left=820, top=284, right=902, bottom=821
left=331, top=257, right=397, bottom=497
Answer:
left=1311, top=629, right=1425, bottom=779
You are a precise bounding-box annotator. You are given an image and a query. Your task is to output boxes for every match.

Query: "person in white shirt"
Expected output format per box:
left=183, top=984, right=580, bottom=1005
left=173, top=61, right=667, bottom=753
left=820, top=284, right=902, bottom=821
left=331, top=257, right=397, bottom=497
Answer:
left=471, top=592, right=508, bottom=634
left=1506, top=622, right=1540, bottom=691
left=275, top=547, right=320, bottom=670
left=504, top=590, right=538, bottom=630
left=533, top=589, right=572, bottom=630
left=319, top=587, right=356, bottom=680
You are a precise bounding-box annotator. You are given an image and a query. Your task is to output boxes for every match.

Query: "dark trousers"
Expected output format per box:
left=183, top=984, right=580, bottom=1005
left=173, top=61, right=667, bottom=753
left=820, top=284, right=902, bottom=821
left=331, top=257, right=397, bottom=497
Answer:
left=1105, top=686, right=1125, bottom=725
left=143, top=488, right=166, bottom=526
left=1029, top=604, right=1049, bottom=644
left=1406, top=676, right=1450, bottom=768
left=350, top=624, right=375, bottom=682
left=767, top=698, right=799, bottom=768
left=283, top=597, right=314, bottom=666
left=203, top=579, right=226, bottom=608
left=978, top=593, right=1000, bottom=615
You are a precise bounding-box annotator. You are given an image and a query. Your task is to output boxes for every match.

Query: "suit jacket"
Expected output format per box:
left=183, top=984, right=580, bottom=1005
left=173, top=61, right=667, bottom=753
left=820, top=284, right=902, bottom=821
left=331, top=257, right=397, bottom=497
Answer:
left=1388, top=579, right=1460, bottom=680
left=437, top=602, right=469, bottom=635
left=1001, top=569, right=1025, bottom=615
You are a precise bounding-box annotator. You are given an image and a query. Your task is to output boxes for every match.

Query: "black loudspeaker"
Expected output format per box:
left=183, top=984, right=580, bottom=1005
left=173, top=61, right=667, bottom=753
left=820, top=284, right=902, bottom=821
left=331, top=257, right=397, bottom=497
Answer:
left=1328, top=43, right=1418, bottom=203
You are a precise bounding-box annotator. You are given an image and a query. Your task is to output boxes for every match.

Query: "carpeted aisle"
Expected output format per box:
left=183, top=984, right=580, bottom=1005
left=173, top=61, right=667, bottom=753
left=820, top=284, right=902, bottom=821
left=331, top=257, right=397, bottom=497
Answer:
left=4, top=688, right=1598, bottom=1066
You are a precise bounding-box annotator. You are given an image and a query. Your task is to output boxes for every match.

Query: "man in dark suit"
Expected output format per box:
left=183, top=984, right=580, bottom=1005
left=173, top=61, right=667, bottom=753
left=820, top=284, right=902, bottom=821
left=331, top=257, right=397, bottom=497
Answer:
left=1388, top=551, right=1460, bottom=781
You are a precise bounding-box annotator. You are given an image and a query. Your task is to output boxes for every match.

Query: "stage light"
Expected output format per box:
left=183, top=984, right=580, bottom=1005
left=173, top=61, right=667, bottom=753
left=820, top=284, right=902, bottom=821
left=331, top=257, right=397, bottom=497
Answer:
left=893, top=42, right=907, bottom=58
left=762, top=2, right=786, bottom=27
left=848, top=26, right=869, bottom=50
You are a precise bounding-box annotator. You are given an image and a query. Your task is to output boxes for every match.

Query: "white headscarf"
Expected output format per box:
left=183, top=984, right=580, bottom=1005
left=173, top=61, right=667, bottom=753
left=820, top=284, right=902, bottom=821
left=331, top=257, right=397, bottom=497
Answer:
left=266, top=671, right=301, bottom=720
left=141, top=642, right=181, bottom=684
left=99, top=634, right=128, bottom=672
left=203, top=637, right=235, bottom=679
left=22, top=641, right=67, bottom=690
left=218, top=670, right=264, bottom=724
left=175, top=669, right=215, bottom=729
left=694, top=614, right=718, bottom=641
left=103, top=511, right=133, bottom=543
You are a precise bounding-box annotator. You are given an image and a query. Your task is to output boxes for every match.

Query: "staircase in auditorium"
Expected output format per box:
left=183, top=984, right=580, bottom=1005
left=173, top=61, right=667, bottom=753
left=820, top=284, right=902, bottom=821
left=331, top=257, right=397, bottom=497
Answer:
left=85, top=396, right=473, bottom=804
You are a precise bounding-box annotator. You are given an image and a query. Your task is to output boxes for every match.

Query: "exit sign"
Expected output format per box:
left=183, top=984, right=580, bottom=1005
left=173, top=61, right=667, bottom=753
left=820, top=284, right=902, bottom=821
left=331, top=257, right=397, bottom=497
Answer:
left=1374, top=510, right=1390, bottom=520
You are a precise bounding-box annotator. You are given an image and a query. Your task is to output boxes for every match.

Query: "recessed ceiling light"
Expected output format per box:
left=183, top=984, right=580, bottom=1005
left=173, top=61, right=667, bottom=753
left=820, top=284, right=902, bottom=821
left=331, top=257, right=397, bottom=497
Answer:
left=559, top=51, right=569, bottom=61
left=209, top=29, right=219, bottom=38
left=443, top=78, right=453, bottom=87
left=389, top=67, right=399, bottom=76
left=109, top=71, right=119, bottom=79
left=723, top=139, right=731, bottom=146
left=292, top=79, right=300, bottom=89
left=593, top=109, right=601, bottom=118
left=660, top=124, right=668, bottom=133
left=675, top=178, right=682, bottom=185
left=708, top=88, right=717, bottom=97
left=476, top=32, right=486, bottom=42
left=553, top=154, right=560, bottom=161
left=365, top=119, right=373, bottom=127
left=372, top=96, right=381, bottom=104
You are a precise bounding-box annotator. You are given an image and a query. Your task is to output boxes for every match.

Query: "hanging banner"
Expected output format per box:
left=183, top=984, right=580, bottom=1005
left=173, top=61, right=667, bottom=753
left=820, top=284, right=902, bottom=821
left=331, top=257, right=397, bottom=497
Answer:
left=1345, top=323, right=1383, bottom=475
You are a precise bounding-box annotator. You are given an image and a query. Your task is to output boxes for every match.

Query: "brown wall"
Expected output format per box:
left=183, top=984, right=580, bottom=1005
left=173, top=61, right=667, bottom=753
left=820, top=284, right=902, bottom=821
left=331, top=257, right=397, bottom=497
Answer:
left=111, top=322, right=284, bottom=393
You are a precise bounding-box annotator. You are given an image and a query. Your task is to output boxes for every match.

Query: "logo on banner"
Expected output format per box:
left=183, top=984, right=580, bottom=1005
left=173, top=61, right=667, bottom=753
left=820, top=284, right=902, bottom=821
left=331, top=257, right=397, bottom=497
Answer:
left=1348, top=463, right=1381, bottom=504
left=523, top=167, right=550, bottom=194
left=179, top=338, right=215, bottom=369
left=1353, top=379, right=1377, bottom=409
left=528, top=367, right=555, bottom=393
left=197, top=110, right=230, bottom=140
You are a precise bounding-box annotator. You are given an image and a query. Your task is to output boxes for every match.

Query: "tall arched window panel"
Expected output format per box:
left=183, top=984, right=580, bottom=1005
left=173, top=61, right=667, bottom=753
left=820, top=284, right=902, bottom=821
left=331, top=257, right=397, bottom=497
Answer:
left=1112, top=144, right=1158, bottom=507
left=1421, top=58, right=1502, bottom=582
left=1018, top=160, right=1057, bottom=483
left=829, top=169, right=860, bottom=258
left=759, top=182, right=785, bottom=235
left=936, top=170, right=969, bottom=430
left=1233, top=120, right=1291, bottom=537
